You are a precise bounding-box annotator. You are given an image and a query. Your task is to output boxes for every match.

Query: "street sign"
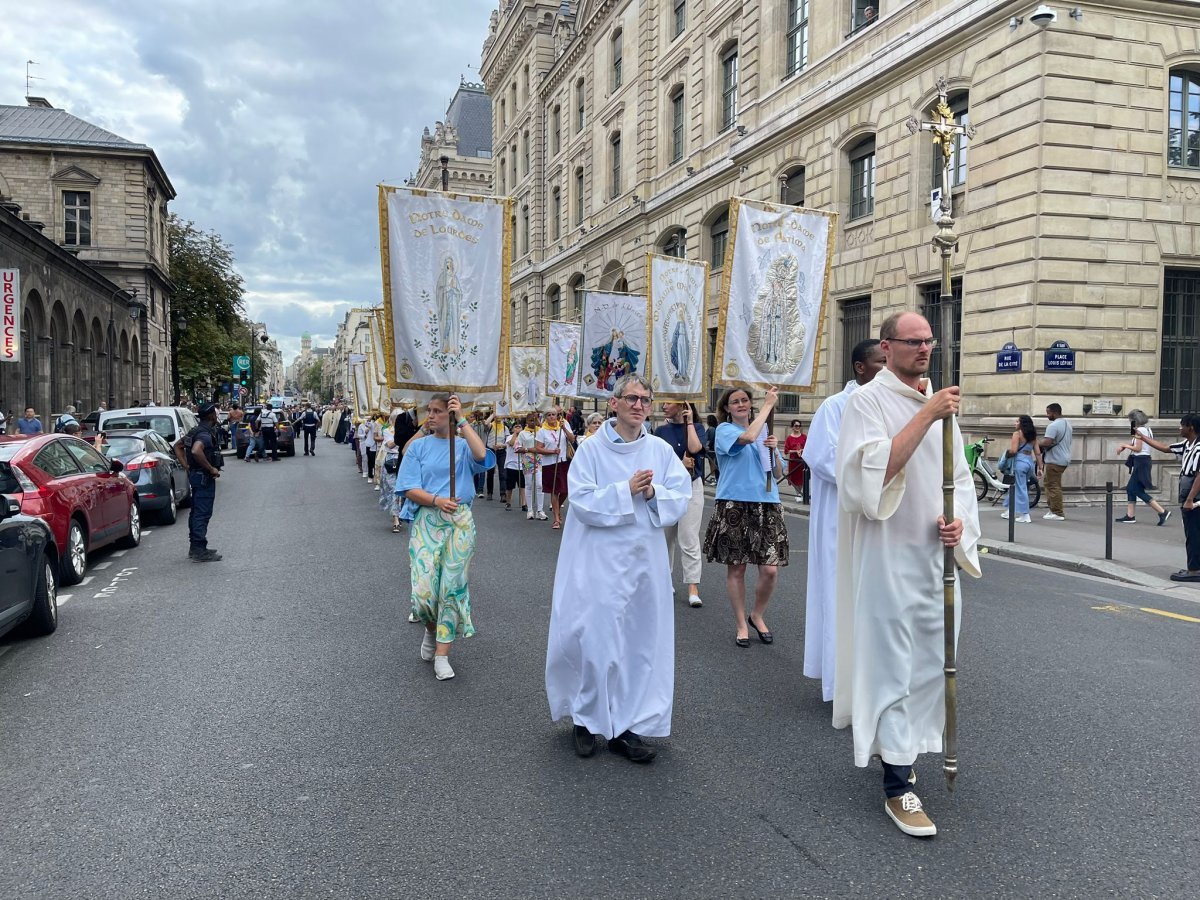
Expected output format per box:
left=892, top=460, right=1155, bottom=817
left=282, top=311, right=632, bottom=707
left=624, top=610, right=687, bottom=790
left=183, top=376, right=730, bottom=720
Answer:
left=996, top=342, right=1022, bottom=372
left=235, top=355, right=251, bottom=371
left=1044, top=340, right=1075, bottom=371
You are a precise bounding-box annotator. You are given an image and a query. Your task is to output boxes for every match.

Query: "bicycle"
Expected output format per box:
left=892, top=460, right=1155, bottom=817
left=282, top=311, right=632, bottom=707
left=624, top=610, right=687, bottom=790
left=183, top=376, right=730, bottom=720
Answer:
left=965, top=436, right=1041, bottom=508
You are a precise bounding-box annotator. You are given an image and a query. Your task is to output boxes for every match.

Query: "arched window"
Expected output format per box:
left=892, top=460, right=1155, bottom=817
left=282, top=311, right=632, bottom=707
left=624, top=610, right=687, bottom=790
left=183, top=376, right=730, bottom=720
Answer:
left=611, top=30, right=623, bottom=91
left=547, top=285, right=562, bottom=321
left=551, top=105, right=561, bottom=156
left=498, top=155, right=506, bottom=193
left=659, top=227, right=687, bottom=258
left=669, top=86, right=685, bottom=164
left=709, top=208, right=730, bottom=267
left=781, top=166, right=805, bottom=206
left=569, top=274, right=585, bottom=318
left=720, top=44, right=739, bottom=132
left=522, top=131, right=531, bottom=175
left=551, top=186, right=562, bottom=241
left=931, top=92, right=970, bottom=189
left=1169, top=68, right=1200, bottom=169
left=576, top=79, right=586, bottom=132
left=848, top=136, right=876, bottom=220
left=521, top=204, right=530, bottom=255
left=574, top=166, right=585, bottom=225
left=610, top=132, right=622, bottom=198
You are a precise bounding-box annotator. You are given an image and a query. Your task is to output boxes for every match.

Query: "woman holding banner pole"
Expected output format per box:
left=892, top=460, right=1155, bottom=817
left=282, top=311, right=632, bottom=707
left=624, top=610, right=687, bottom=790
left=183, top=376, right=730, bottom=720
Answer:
left=395, top=393, right=495, bottom=681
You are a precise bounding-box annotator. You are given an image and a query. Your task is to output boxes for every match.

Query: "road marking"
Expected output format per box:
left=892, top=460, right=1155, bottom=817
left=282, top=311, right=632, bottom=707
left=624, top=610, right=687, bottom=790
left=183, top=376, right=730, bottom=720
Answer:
left=1140, top=607, right=1200, bottom=624
left=112, top=550, right=127, bottom=557
left=93, top=566, right=138, bottom=600
left=141, top=530, right=153, bottom=536
left=57, top=593, right=73, bottom=606
left=79, top=576, right=93, bottom=586
left=93, top=562, right=112, bottom=570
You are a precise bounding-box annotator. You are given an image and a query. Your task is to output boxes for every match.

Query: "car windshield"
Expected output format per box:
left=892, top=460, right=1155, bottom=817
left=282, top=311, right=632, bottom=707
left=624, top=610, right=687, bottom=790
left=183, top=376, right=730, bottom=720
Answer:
left=0, top=443, right=25, bottom=462
left=103, top=416, right=175, bottom=438
left=103, top=436, right=146, bottom=458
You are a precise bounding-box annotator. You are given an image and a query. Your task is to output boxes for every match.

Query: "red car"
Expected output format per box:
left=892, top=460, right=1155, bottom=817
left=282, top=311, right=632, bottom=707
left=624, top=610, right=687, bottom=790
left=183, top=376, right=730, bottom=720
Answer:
left=0, top=434, right=141, bottom=585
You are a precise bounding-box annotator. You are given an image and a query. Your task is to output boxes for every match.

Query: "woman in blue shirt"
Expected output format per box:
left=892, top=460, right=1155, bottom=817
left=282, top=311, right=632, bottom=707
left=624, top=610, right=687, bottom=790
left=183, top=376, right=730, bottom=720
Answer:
left=703, top=386, right=788, bottom=647
left=396, top=393, right=495, bottom=681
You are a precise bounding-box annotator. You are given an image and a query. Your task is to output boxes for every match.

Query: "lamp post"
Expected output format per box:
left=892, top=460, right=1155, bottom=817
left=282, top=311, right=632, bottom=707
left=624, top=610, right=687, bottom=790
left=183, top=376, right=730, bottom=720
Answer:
left=250, top=323, right=269, bottom=403
left=440, top=155, right=450, bottom=192
left=106, top=286, right=138, bottom=409
left=171, top=317, right=187, bottom=403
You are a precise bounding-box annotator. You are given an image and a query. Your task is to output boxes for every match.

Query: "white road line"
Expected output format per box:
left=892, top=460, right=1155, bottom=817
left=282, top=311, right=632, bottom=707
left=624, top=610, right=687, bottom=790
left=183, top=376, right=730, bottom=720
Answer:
left=79, top=576, right=93, bottom=586
left=57, top=593, right=73, bottom=605
left=112, top=550, right=127, bottom=557
left=93, top=562, right=112, bottom=570
left=141, top=530, right=153, bottom=536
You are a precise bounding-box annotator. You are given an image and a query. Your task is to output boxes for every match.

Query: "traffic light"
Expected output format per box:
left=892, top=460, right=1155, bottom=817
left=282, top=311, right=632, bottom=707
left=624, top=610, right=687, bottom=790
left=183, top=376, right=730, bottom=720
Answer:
left=239, top=370, right=250, bottom=387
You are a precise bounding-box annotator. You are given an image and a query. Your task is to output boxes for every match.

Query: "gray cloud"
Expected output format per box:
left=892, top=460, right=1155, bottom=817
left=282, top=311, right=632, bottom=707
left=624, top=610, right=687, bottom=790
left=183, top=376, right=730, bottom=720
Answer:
left=1, top=0, right=494, bottom=367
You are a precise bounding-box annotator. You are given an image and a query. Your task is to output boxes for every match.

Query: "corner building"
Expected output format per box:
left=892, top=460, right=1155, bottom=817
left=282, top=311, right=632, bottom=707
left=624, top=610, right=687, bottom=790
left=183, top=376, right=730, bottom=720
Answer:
left=480, top=0, right=1200, bottom=492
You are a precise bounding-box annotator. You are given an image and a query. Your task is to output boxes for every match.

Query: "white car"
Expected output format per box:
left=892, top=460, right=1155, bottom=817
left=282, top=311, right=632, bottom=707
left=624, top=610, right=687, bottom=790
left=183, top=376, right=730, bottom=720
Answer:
left=99, top=406, right=200, bottom=445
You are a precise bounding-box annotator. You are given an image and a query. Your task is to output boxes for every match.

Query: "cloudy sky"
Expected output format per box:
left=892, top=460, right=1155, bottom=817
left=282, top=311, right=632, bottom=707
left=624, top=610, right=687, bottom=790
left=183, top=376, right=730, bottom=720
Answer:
left=1, top=0, right=495, bottom=366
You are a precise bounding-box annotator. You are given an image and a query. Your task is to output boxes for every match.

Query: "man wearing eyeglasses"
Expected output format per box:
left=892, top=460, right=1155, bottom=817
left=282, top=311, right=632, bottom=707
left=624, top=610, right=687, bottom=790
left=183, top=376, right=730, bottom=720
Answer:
left=545, top=374, right=692, bottom=764
left=834, top=311, right=981, bottom=838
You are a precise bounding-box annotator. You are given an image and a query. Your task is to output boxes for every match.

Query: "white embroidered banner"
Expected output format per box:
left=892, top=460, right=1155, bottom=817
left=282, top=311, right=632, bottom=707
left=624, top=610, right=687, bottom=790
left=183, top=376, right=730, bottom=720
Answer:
left=716, top=199, right=836, bottom=391
left=647, top=254, right=708, bottom=399
left=508, top=345, right=549, bottom=413
left=578, top=291, right=649, bottom=399
left=378, top=186, right=511, bottom=393
left=547, top=321, right=581, bottom=398
left=351, top=360, right=369, bottom=416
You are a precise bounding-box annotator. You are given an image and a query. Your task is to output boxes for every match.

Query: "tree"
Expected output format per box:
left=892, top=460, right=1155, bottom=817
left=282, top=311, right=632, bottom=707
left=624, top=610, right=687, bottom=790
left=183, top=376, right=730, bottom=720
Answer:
left=301, top=359, right=325, bottom=397
left=168, top=215, right=249, bottom=400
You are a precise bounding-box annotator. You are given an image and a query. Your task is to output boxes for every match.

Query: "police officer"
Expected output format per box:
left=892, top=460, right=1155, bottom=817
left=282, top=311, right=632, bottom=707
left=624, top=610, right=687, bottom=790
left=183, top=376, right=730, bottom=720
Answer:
left=178, top=402, right=224, bottom=562
left=294, top=402, right=320, bottom=455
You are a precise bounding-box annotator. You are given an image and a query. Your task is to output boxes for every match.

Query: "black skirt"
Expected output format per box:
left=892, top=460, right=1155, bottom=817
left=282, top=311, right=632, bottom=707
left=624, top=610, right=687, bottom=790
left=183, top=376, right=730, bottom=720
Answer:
left=703, top=499, right=789, bottom=567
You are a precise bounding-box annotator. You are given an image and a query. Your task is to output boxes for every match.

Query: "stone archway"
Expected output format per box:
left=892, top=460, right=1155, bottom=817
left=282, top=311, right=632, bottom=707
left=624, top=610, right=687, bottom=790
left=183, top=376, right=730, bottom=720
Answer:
left=598, top=260, right=627, bottom=292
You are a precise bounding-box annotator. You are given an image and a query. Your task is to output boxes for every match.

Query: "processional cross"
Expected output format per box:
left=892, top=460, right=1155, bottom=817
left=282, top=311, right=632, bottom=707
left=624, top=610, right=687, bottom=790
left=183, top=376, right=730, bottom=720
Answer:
left=905, top=75, right=978, bottom=794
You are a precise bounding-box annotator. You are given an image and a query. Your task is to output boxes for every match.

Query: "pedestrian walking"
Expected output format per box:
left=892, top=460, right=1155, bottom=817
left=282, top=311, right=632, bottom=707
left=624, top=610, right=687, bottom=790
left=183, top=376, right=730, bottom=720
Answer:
left=545, top=374, right=691, bottom=763
left=175, top=402, right=225, bottom=562
left=244, top=415, right=264, bottom=462
left=16, top=407, right=42, bottom=435
left=536, top=408, right=574, bottom=529
left=295, top=402, right=320, bottom=455
left=834, top=312, right=981, bottom=838
left=378, top=411, right=404, bottom=532
left=783, top=419, right=807, bottom=501
left=1131, top=414, right=1200, bottom=581
left=703, top=386, right=787, bottom=648
left=259, top=405, right=280, bottom=461
left=1000, top=415, right=1042, bottom=524
left=395, top=393, right=495, bottom=681
left=801, top=338, right=885, bottom=702
left=1115, top=410, right=1171, bottom=525
left=1039, top=403, right=1073, bottom=520
left=653, top=400, right=706, bottom=608
left=503, top=423, right=524, bottom=510
left=54, top=405, right=79, bottom=433
left=515, top=412, right=545, bottom=520
left=704, top=414, right=720, bottom=480
left=486, top=415, right=509, bottom=502
left=470, top=410, right=490, bottom=497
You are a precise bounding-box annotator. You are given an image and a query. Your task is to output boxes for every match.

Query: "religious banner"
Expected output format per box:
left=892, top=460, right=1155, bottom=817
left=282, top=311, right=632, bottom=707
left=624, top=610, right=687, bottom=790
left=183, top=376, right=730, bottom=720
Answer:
left=547, top=321, right=581, bottom=398
left=715, top=198, right=836, bottom=392
left=508, top=345, right=549, bottom=413
left=352, top=362, right=370, bottom=417
left=378, top=185, right=511, bottom=395
left=578, top=290, right=649, bottom=399
left=646, top=254, right=708, bottom=399
left=2, top=268, right=19, bottom=362
left=368, top=312, right=388, bottom=386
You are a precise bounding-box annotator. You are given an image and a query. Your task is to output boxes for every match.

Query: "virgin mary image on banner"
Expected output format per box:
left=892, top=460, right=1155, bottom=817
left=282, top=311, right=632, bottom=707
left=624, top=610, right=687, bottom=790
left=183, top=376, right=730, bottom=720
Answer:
left=436, top=256, right=463, bottom=356
left=647, top=253, right=706, bottom=399
left=579, top=290, right=648, bottom=399
left=748, top=255, right=804, bottom=374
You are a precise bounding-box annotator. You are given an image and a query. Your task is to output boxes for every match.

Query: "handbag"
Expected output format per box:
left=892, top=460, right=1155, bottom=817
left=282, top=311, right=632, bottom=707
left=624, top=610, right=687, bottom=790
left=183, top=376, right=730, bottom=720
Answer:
left=383, top=454, right=400, bottom=474
left=997, top=449, right=1013, bottom=475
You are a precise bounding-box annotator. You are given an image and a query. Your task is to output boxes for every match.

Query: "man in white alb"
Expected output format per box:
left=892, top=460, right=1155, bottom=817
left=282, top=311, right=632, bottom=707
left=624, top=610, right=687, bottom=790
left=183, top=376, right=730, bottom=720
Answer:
left=801, top=338, right=885, bottom=702
left=545, top=375, right=692, bottom=764
left=835, top=311, right=981, bottom=838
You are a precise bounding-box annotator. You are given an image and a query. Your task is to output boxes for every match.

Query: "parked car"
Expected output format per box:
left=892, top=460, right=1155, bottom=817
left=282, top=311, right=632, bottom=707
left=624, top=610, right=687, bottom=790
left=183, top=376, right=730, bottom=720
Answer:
left=235, top=406, right=296, bottom=458
left=99, top=429, right=190, bottom=525
left=99, top=406, right=199, bottom=445
left=78, top=410, right=102, bottom=442
left=0, top=494, right=58, bottom=640
left=0, top=434, right=141, bottom=585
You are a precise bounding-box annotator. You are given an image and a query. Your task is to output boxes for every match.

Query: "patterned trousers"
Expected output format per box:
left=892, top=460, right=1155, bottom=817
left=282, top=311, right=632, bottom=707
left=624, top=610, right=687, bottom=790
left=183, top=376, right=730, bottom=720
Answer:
left=408, top=505, right=477, bottom=644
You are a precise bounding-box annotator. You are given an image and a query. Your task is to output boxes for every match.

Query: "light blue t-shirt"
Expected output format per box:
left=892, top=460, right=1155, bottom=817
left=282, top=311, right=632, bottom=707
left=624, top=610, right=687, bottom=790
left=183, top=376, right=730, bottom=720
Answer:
left=395, top=434, right=495, bottom=521
left=714, top=422, right=779, bottom=504
left=1043, top=418, right=1073, bottom=467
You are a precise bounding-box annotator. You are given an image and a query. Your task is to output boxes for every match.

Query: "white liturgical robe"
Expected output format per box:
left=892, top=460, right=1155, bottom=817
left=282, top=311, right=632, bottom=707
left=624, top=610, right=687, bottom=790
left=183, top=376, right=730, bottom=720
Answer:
left=800, top=380, right=859, bottom=702
left=833, top=368, right=981, bottom=767
left=545, top=421, right=692, bottom=739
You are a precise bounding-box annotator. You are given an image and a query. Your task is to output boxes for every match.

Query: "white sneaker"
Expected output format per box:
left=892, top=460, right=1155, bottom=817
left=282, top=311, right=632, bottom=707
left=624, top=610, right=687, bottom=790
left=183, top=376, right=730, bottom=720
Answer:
left=688, top=595, right=703, bottom=608
left=1043, top=512, right=1065, bottom=520
left=536, top=512, right=548, bottom=520
left=374, top=485, right=381, bottom=491
left=1016, top=514, right=1031, bottom=523
left=433, top=656, right=455, bottom=680
left=408, top=612, right=420, bottom=623
left=795, top=495, right=804, bottom=502
left=420, top=631, right=436, bottom=662
left=1000, top=511, right=1010, bottom=519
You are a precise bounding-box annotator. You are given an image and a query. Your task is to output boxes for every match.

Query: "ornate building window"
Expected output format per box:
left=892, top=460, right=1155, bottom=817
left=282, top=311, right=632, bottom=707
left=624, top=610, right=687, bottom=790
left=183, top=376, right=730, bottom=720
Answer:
left=574, top=166, right=585, bottom=225
left=499, top=98, right=507, bottom=129
left=498, top=155, right=506, bottom=193
left=852, top=0, right=878, bottom=32
left=1161, top=268, right=1200, bottom=414
left=576, top=79, right=586, bottom=132
left=781, top=166, right=805, bottom=206
left=673, top=0, right=687, bottom=39
left=609, top=132, right=622, bottom=198
left=721, top=45, right=739, bottom=132
left=1169, top=68, right=1200, bottom=169
left=920, top=278, right=962, bottom=388
left=931, top=92, right=970, bottom=188
left=786, top=1, right=809, bottom=78
left=548, top=285, right=561, bottom=320
left=840, top=297, right=871, bottom=383
left=709, top=208, right=730, bottom=267
left=848, top=137, right=876, bottom=220
left=551, top=187, right=562, bottom=241
left=521, top=204, right=530, bottom=255
left=670, top=87, right=685, bottom=164
left=522, top=131, right=531, bottom=176
left=660, top=227, right=687, bottom=258
left=612, top=30, right=623, bottom=91
left=63, top=191, right=92, bottom=246
left=551, top=105, right=561, bottom=156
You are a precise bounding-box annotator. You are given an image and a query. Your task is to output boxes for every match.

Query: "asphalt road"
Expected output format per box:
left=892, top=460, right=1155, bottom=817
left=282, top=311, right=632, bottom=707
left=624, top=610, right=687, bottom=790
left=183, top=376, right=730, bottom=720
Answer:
left=2, top=435, right=1197, bottom=899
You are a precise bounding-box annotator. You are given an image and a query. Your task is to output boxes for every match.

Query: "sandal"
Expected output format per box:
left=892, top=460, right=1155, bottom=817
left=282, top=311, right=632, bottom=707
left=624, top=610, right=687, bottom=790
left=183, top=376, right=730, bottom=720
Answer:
left=392, top=524, right=401, bottom=533
left=552, top=521, right=561, bottom=529
left=734, top=635, right=750, bottom=648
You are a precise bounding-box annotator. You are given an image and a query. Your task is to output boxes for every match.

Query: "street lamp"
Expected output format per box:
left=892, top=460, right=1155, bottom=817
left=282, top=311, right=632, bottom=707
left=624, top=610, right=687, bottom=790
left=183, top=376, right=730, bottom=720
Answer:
left=440, top=155, right=450, bottom=192
left=171, top=317, right=187, bottom=403
left=250, top=324, right=269, bottom=402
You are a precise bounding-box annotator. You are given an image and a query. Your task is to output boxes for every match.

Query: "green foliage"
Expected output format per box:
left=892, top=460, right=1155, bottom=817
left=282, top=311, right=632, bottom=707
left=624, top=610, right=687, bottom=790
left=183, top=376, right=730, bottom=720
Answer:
left=301, top=358, right=325, bottom=395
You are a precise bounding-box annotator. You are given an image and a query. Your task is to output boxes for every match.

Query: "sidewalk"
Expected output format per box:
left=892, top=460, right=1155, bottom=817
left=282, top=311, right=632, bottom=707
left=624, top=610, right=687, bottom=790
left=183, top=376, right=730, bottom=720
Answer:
left=706, top=482, right=1199, bottom=595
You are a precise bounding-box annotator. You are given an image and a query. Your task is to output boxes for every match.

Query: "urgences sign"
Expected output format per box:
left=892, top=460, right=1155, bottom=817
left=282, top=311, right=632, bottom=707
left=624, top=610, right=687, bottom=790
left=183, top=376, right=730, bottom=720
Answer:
left=1, top=269, right=19, bottom=362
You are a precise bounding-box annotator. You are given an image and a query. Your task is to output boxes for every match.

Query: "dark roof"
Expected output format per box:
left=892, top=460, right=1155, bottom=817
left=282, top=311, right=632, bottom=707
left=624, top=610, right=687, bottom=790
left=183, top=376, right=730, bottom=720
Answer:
left=0, top=104, right=146, bottom=149
left=446, top=83, right=492, bottom=158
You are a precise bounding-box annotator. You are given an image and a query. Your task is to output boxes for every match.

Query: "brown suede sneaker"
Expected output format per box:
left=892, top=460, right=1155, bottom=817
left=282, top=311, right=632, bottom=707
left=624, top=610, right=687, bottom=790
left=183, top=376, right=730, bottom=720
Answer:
left=884, top=792, right=937, bottom=837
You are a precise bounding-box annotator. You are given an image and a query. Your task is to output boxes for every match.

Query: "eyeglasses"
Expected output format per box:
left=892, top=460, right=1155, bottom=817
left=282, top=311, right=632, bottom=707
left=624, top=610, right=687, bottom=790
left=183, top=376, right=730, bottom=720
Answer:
left=887, top=337, right=938, bottom=349
left=620, top=395, right=652, bottom=407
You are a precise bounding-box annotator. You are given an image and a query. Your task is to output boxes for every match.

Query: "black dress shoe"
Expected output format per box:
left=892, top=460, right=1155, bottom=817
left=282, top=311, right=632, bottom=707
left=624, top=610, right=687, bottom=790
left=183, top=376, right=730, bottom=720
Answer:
left=573, top=724, right=597, bottom=758
left=748, top=616, right=774, bottom=644
left=609, top=730, right=656, bottom=764
left=735, top=635, right=750, bottom=648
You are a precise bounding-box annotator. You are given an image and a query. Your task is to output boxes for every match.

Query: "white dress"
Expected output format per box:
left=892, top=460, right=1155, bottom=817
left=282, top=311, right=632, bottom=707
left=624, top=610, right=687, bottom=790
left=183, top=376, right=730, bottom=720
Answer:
left=833, top=369, right=981, bottom=767
left=545, top=422, right=692, bottom=738
left=800, top=380, right=859, bottom=702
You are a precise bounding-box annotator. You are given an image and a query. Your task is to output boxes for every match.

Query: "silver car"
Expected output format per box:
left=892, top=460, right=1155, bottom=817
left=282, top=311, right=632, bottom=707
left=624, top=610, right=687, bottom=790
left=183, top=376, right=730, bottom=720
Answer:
left=99, top=429, right=190, bottom=525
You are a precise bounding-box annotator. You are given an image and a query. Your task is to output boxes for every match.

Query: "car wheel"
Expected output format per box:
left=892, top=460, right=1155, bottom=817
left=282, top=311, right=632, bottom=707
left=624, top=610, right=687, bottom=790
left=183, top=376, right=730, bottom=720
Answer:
left=61, top=520, right=87, bottom=585
left=158, top=489, right=178, bottom=525
left=23, top=555, right=59, bottom=637
left=116, top=501, right=142, bottom=549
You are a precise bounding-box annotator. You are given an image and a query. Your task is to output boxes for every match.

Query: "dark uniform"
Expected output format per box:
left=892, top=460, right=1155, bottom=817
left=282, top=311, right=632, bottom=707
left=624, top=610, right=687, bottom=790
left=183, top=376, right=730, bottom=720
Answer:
left=184, top=404, right=225, bottom=561
left=296, top=406, right=320, bottom=455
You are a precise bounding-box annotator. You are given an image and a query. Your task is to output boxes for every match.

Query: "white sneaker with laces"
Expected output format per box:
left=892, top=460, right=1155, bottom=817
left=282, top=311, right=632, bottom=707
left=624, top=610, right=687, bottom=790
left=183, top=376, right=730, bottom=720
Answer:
left=1016, top=514, right=1032, bottom=523
left=434, top=656, right=455, bottom=680
left=1000, top=511, right=1010, bottom=519
left=420, top=631, right=436, bottom=662
left=1043, top=512, right=1065, bottom=520
left=688, top=595, right=703, bottom=608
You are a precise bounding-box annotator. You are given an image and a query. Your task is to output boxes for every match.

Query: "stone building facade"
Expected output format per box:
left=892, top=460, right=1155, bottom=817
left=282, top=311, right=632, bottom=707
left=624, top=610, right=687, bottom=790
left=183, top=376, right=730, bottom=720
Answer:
left=479, top=0, right=1200, bottom=492
left=0, top=98, right=176, bottom=413
left=411, top=80, right=495, bottom=194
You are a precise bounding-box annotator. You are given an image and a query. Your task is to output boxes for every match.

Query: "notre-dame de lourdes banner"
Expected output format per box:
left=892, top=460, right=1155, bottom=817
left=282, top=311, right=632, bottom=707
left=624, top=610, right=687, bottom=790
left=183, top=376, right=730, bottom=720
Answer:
left=647, top=253, right=708, bottom=400
left=715, top=199, right=836, bottom=392
left=378, top=185, right=512, bottom=396
left=578, top=291, right=649, bottom=399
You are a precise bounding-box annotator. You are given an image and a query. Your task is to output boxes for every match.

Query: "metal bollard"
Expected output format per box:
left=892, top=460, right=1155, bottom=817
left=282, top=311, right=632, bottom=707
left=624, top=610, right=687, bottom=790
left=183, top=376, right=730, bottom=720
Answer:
left=1105, top=481, right=1114, bottom=560
left=802, top=465, right=811, bottom=505
left=1008, top=471, right=1016, bottom=543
